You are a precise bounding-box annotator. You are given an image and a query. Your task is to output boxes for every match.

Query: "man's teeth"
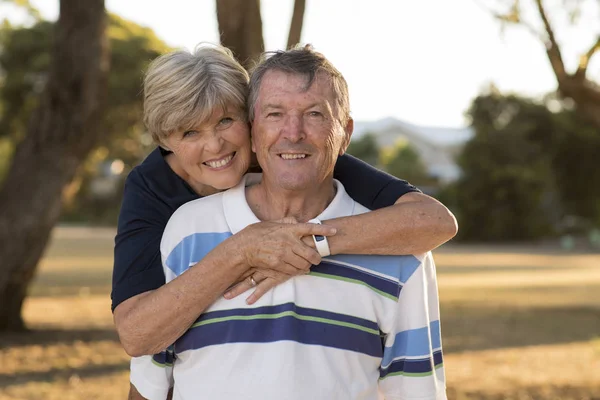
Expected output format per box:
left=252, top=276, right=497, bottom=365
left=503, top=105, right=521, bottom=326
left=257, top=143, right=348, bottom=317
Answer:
left=280, top=154, right=307, bottom=160
left=205, top=154, right=233, bottom=168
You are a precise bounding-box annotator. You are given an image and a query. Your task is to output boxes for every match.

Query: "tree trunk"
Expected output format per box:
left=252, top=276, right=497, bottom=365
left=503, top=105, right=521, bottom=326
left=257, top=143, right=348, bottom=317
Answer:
left=287, top=0, right=306, bottom=49
left=532, top=0, right=600, bottom=130
left=216, top=0, right=264, bottom=69
left=0, top=0, right=109, bottom=332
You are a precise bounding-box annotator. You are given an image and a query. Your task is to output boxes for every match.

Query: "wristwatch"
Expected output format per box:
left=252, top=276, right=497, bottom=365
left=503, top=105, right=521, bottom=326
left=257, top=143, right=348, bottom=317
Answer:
left=308, top=218, right=331, bottom=257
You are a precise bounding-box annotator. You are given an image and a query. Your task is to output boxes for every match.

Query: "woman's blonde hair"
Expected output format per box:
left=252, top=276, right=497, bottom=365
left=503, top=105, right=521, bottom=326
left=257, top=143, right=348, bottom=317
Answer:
left=143, top=43, right=249, bottom=143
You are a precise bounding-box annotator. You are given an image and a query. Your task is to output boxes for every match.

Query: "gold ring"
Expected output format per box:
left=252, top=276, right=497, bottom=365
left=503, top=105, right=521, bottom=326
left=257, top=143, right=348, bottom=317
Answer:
left=249, top=276, right=257, bottom=286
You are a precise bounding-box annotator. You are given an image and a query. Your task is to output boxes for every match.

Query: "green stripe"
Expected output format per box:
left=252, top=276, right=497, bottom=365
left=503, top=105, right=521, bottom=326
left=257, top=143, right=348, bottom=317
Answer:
left=151, top=359, right=173, bottom=368
left=190, top=310, right=379, bottom=335
left=309, top=271, right=398, bottom=301
left=379, top=362, right=444, bottom=380
left=382, top=370, right=434, bottom=378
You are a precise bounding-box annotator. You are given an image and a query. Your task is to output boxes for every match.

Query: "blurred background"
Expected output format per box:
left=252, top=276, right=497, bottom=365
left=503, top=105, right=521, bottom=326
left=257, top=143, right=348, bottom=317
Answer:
left=0, top=0, right=598, bottom=399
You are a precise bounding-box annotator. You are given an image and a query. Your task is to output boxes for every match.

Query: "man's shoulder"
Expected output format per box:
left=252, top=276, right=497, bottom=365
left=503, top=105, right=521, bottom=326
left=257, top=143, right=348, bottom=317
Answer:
left=351, top=200, right=371, bottom=216
left=161, top=192, right=231, bottom=276
left=165, top=192, right=227, bottom=237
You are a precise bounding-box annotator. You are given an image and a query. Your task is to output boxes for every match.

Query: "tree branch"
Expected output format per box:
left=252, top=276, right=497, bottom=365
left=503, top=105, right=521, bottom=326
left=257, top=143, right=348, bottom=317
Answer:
left=534, top=0, right=568, bottom=81
left=577, top=35, right=600, bottom=77
left=474, top=0, right=544, bottom=41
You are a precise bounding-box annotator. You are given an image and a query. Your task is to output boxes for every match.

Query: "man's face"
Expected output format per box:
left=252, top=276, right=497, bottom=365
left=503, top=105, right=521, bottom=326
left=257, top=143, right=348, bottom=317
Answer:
left=251, top=70, right=352, bottom=192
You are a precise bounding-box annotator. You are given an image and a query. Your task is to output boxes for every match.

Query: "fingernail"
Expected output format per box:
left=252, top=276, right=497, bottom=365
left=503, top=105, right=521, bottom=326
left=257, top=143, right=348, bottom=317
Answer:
left=224, top=292, right=232, bottom=299
left=246, top=296, right=254, bottom=305
left=329, top=228, right=337, bottom=234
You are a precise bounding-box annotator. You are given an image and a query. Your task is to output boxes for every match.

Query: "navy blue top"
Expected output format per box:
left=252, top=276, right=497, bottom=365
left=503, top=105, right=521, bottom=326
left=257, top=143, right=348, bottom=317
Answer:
left=111, top=148, right=420, bottom=311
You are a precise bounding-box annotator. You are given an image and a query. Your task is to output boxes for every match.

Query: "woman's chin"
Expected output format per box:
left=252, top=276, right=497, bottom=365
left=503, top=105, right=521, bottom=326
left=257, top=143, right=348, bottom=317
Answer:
left=209, top=176, right=243, bottom=191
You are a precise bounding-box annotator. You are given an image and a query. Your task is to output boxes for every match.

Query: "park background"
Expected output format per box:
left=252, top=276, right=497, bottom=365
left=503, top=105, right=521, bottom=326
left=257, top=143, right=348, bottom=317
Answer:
left=0, top=0, right=599, bottom=399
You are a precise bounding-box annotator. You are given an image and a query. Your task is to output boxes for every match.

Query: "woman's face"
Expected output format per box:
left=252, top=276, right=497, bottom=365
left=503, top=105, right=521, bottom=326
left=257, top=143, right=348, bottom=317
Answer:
left=162, top=107, right=252, bottom=195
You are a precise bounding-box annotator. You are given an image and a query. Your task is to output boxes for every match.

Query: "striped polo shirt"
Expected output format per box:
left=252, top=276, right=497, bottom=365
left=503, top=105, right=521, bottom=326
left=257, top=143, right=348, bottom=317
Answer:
left=130, top=173, right=447, bottom=400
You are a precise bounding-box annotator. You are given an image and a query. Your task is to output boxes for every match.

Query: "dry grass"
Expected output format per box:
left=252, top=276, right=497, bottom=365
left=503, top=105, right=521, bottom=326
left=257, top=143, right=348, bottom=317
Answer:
left=1, top=227, right=599, bottom=400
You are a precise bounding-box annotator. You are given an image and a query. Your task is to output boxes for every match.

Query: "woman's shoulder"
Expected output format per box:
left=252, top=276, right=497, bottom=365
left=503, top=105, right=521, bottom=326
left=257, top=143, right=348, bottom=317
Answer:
left=122, top=147, right=197, bottom=213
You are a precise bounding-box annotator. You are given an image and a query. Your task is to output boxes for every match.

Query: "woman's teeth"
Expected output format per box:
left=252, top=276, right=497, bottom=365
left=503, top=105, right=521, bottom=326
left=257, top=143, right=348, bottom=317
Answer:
left=205, top=154, right=234, bottom=168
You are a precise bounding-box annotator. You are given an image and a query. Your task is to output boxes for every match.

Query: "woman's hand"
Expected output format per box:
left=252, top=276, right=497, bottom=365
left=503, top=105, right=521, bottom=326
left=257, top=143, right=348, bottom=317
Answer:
left=224, top=217, right=334, bottom=303
left=234, top=218, right=335, bottom=275
left=225, top=269, right=298, bottom=304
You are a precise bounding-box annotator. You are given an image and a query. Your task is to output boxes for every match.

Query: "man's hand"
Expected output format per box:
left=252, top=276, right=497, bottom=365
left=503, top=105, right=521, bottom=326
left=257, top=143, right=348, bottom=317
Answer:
left=235, top=219, right=335, bottom=275
left=128, top=383, right=173, bottom=400
left=128, top=383, right=146, bottom=400
left=223, top=217, right=326, bottom=304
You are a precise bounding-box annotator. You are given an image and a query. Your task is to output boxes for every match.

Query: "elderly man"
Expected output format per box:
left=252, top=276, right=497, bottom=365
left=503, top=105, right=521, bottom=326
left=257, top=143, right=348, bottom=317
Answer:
left=131, top=46, right=447, bottom=400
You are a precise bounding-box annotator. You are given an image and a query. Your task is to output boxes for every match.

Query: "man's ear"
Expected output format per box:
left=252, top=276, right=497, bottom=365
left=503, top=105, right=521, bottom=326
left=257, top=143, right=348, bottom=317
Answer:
left=339, top=117, right=354, bottom=156
left=250, top=122, right=258, bottom=153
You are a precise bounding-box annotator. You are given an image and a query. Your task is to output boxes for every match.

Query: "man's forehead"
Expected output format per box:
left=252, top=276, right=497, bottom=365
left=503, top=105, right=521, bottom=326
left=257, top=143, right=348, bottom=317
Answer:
left=257, top=70, right=334, bottom=104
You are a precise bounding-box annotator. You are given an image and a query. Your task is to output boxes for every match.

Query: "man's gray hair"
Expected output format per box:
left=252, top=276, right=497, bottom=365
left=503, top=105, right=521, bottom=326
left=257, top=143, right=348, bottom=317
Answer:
left=248, top=44, right=350, bottom=125
left=144, top=43, right=249, bottom=143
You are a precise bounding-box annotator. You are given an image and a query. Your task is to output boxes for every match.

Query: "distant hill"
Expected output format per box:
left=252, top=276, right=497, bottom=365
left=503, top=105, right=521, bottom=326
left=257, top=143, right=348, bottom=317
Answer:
left=351, top=118, right=474, bottom=184
left=352, top=117, right=473, bottom=147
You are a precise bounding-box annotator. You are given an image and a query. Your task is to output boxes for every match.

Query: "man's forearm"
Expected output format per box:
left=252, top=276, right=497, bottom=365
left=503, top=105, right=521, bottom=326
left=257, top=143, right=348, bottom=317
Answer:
left=114, top=243, right=247, bottom=357
left=324, top=193, right=457, bottom=255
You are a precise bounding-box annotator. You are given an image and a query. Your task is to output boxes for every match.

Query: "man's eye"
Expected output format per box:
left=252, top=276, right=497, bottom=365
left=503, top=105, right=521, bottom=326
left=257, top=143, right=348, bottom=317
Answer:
left=308, top=111, right=323, bottom=117
left=267, top=112, right=282, bottom=118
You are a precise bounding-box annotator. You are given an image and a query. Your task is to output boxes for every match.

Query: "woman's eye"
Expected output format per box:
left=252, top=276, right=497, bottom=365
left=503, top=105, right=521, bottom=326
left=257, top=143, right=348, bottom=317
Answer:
left=182, top=130, right=198, bottom=138
left=267, top=112, right=282, bottom=118
left=308, top=111, right=322, bottom=117
left=218, top=117, right=234, bottom=126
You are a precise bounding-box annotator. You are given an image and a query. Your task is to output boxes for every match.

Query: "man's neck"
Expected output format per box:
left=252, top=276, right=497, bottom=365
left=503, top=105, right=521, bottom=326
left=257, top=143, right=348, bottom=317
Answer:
left=246, top=178, right=336, bottom=222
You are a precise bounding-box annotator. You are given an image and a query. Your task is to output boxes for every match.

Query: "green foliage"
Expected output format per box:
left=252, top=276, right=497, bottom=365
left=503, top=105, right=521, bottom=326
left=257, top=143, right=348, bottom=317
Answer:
left=346, top=132, right=380, bottom=166
left=451, top=94, right=555, bottom=241
left=547, top=110, right=600, bottom=227
left=0, top=14, right=172, bottom=223
left=449, top=91, right=600, bottom=242
left=381, top=141, right=432, bottom=186
left=0, top=20, right=53, bottom=142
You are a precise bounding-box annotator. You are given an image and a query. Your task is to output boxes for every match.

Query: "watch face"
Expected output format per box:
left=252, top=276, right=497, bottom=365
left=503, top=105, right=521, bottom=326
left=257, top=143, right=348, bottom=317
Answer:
left=315, top=235, right=325, bottom=242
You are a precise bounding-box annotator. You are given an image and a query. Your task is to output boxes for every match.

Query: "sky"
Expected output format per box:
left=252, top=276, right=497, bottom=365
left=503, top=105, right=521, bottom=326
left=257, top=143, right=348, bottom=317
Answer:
left=2, top=0, right=599, bottom=128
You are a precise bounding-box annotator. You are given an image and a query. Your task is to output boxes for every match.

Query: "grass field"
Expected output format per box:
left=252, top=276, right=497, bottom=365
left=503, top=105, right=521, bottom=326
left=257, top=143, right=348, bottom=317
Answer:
left=1, top=227, right=599, bottom=400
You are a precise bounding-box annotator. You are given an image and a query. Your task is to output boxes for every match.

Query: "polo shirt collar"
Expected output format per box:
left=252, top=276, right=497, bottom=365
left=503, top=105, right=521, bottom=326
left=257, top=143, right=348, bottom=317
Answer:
left=223, top=173, right=355, bottom=234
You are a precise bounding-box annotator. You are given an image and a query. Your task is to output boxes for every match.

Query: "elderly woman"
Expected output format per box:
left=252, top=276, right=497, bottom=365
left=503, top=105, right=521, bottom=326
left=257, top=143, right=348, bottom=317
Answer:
left=112, top=44, right=457, bottom=363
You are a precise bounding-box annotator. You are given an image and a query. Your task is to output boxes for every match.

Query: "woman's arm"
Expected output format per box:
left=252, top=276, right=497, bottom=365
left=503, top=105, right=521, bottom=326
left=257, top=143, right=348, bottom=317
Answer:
left=331, top=153, right=457, bottom=254
left=114, top=220, right=335, bottom=357
left=226, top=194, right=456, bottom=304
left=224, top=155, right=457, bottom=302
left=325, top=192, right=457, bottom=255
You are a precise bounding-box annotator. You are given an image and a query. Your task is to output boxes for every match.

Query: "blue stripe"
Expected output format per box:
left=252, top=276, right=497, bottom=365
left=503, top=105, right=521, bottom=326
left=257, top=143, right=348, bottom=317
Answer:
left=176, top=306, right=383, bottom=358
left=380, top=350, right=443, bottom=378
left=195, top=302, right=379, bottom=332
left=313, top=261, right=400, bottom=298
left=433, top=350, right=443, bottom=367
left=326, top=254, right=421, bottom=284
left=165, top=232, right=232, bottom=276
left=381, top=321, right=442, bottom=366
left=430, top=320, right=441, bottom=350
left=152, top=350, right=175, bottom=366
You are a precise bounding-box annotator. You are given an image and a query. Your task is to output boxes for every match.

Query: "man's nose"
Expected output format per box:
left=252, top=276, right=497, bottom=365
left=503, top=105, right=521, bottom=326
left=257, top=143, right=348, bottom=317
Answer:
left=282, top=114, right=305, bottom=143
